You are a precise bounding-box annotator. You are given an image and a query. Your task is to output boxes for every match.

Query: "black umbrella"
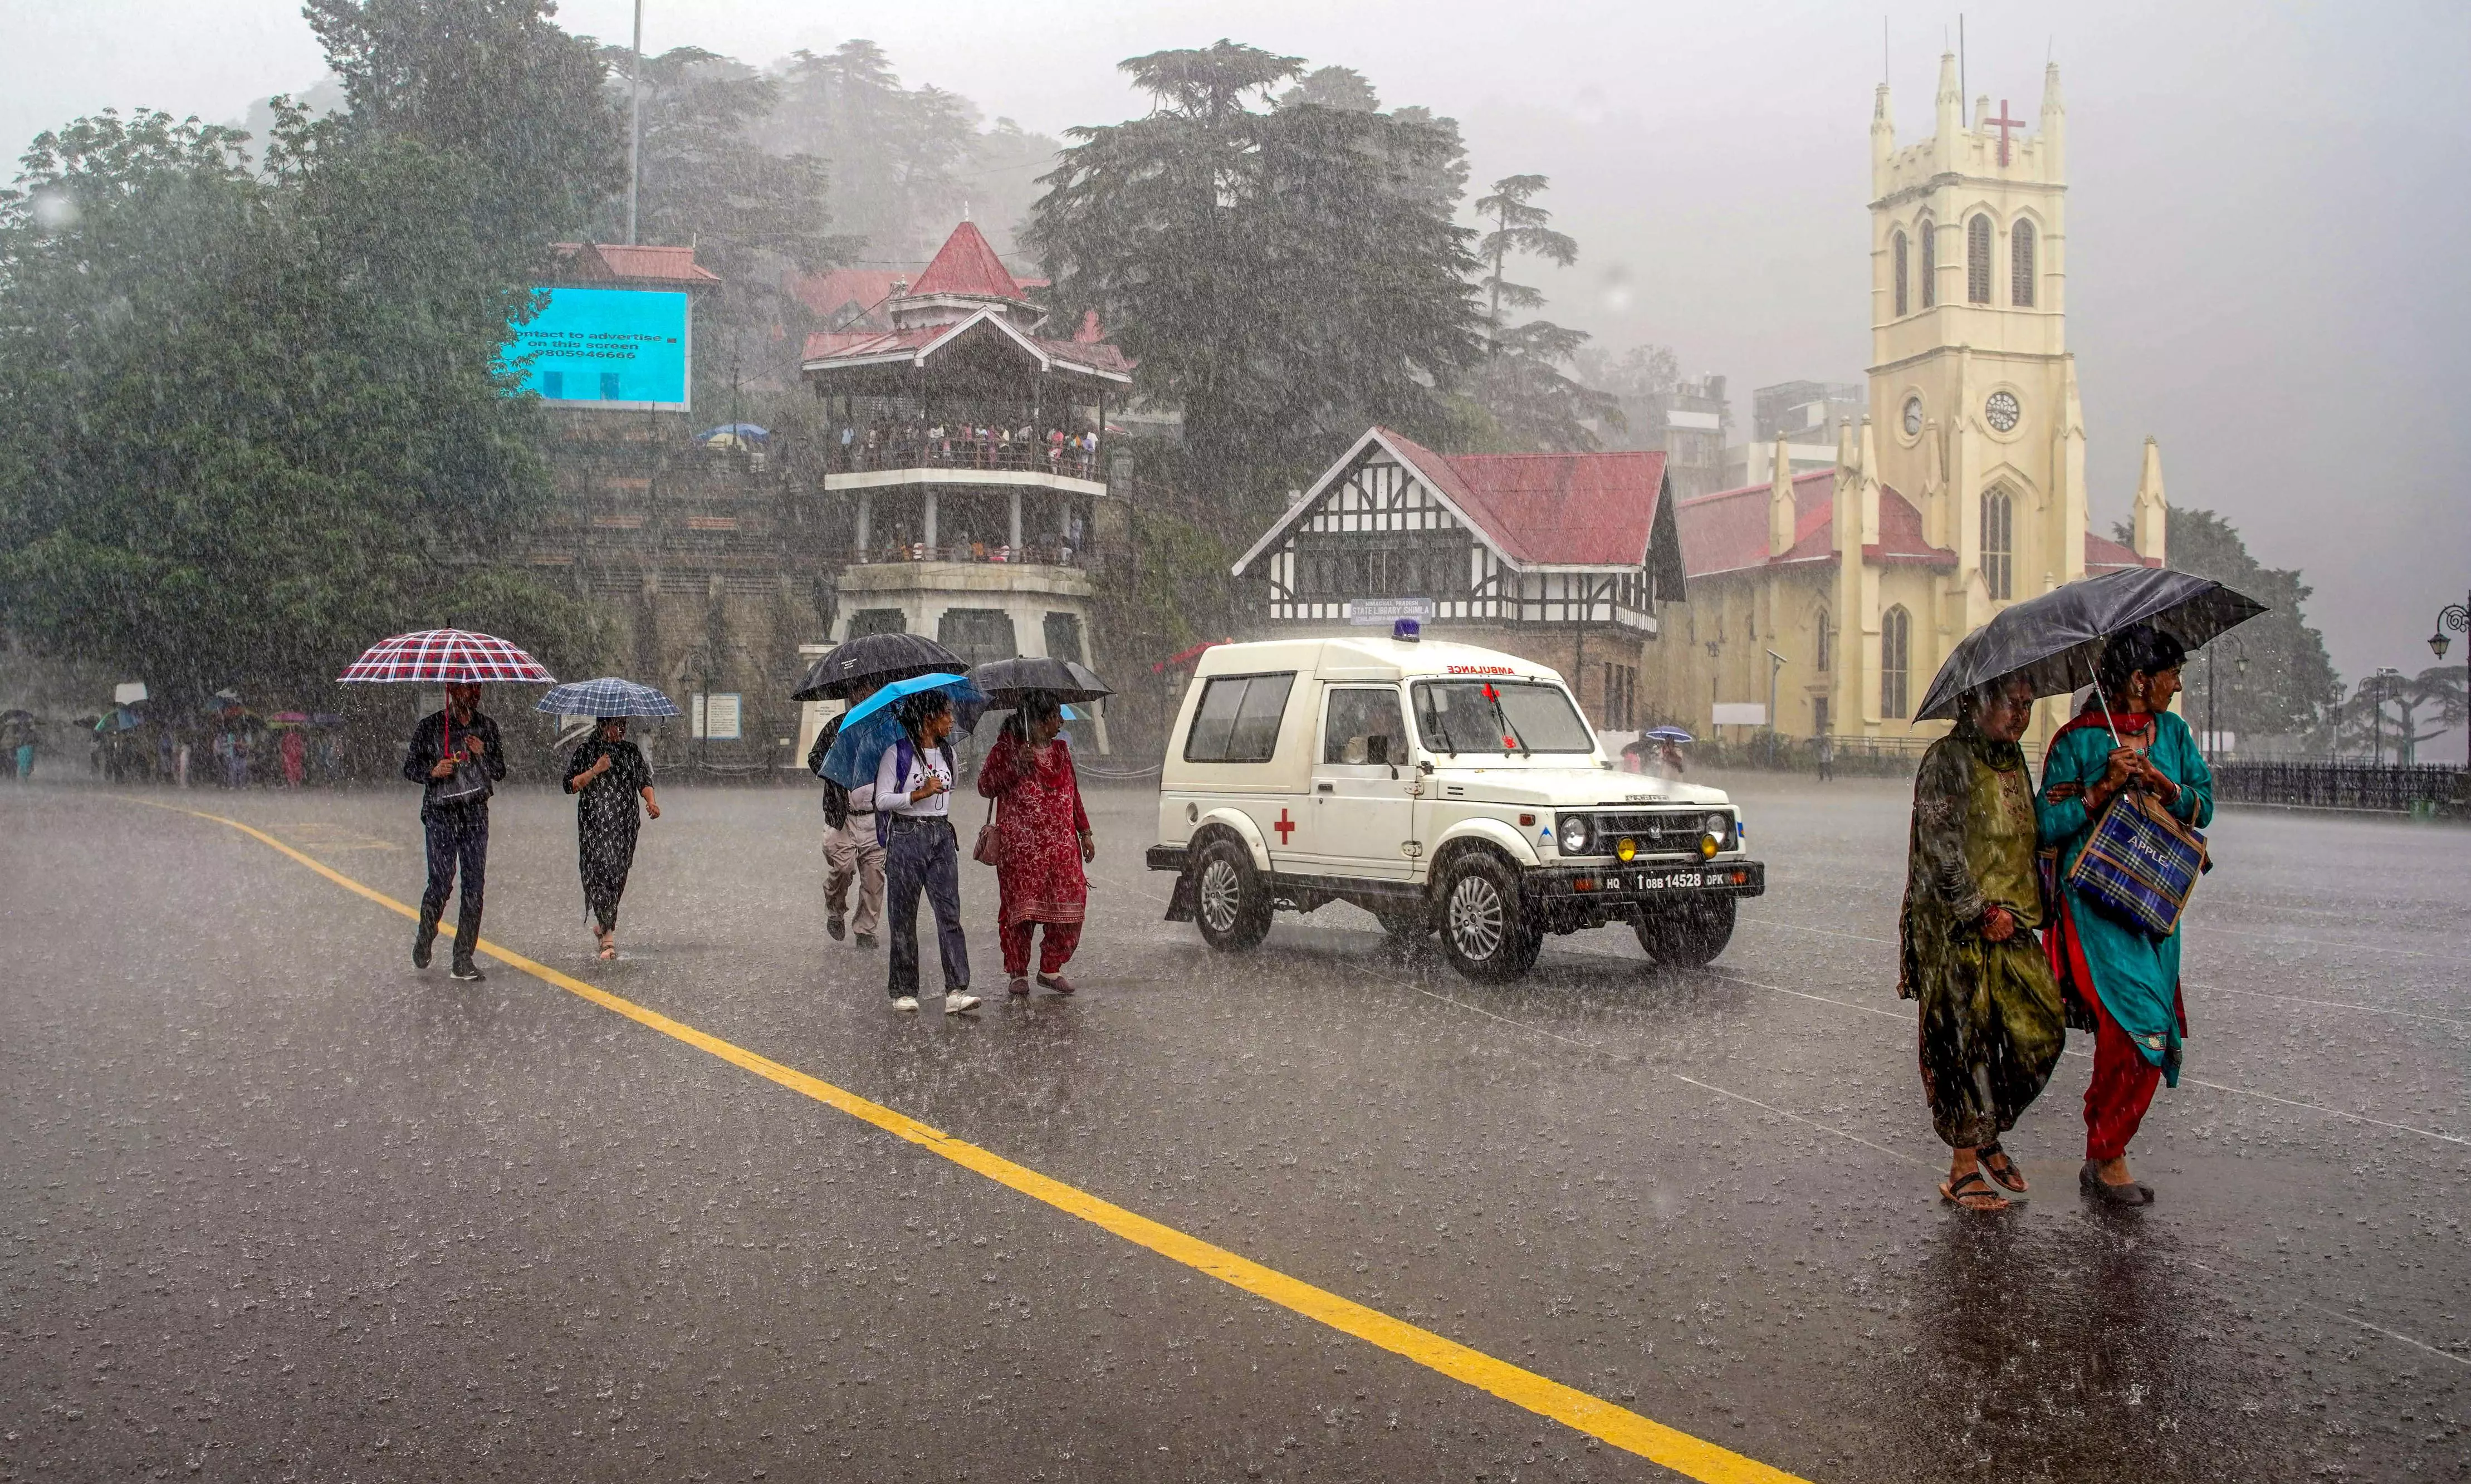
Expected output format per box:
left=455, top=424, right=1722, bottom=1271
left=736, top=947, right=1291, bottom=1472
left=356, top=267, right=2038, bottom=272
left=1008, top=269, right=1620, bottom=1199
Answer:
left=967, top=656, right=1113, bottom=707
left=1915, top=567, right=2267, bottom=723
left=790, top=632, right=965, bottom=703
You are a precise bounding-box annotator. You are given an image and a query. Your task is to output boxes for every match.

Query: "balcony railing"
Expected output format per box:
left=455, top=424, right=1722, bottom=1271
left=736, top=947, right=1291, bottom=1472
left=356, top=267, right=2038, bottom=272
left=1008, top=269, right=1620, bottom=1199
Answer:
left=826, top=431, right=1102, bottom=481
left=849, top=542, right=1087, bottom=570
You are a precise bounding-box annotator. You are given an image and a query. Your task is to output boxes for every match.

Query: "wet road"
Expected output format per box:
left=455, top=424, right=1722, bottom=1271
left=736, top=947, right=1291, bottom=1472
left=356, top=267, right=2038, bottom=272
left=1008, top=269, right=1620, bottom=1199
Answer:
left=2, top=774, right=2464, bottom=1482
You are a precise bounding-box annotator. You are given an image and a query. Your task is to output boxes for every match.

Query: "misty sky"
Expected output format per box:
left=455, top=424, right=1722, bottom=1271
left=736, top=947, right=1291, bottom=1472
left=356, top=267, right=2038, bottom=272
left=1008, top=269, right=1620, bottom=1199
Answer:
left=5, top=0, right=2464, bottom=685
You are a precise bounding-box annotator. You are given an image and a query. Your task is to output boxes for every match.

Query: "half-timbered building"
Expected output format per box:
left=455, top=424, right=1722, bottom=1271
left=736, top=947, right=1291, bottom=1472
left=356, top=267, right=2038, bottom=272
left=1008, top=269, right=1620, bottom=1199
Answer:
left=1230, top=427, right=1687, bottom=734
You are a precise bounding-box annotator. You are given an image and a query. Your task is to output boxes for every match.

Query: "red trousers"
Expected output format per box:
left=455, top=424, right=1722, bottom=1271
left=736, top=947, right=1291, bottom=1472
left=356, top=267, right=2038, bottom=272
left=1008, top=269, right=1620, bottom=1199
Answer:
left=2083, top=985, right=2165, bottom=1161
left=1002, top=918, right=1080, bottom=977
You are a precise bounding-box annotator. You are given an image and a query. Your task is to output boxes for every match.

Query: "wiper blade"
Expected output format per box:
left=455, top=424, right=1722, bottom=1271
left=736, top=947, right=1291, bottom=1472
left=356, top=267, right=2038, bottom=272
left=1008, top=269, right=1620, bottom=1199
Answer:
left=1479, top=683, right=1530, bottom=758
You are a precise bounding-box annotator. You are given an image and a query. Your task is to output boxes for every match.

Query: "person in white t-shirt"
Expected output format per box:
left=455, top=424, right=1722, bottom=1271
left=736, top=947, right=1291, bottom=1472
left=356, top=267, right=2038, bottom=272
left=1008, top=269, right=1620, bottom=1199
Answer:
left=875, top=690, right=979, bottom=1015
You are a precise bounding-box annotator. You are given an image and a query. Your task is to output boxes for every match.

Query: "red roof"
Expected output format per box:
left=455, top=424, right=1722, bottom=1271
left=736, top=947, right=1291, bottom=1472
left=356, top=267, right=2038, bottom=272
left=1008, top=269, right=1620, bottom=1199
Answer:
left=551, top=242, right=720, bottom=287
left=2085, top=531, right=2161, bottom=572
left=793, top=266, right=914, bottom=325
left=1379, top=429, right=1671, bottom=567
left=910, top=221, right=1026, bottom=301
left=1676, top=471, right=1954, bottom=577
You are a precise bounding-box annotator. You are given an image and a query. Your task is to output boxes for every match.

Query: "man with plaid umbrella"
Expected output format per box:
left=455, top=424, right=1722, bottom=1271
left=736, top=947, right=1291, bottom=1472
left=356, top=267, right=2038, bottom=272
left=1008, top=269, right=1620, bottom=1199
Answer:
left=403, top=682, right=507, bottom=979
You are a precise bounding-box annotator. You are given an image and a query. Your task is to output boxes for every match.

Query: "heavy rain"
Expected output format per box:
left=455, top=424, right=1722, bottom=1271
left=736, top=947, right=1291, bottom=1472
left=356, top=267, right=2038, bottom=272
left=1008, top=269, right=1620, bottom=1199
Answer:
left=1, top=3, right=2465, bottom=1481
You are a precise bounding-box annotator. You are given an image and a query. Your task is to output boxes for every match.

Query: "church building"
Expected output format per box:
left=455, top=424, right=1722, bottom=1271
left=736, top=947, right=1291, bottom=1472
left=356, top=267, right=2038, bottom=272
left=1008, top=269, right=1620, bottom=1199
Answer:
left=1655, top=55, right=2167, bottom=749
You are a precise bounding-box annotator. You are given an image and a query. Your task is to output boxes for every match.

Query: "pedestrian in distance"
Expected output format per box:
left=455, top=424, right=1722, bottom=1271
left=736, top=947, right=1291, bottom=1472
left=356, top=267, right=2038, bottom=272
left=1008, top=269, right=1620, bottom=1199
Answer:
left=564, top=717, right=660, bottom=961
left=809, top=682, right=887, bottom=951
left=403, top=681, right=506, bottom=982
left=1816, top=732, right=1835, bottom=782
left=2036, top=624, right=2213, bottom=1207
left=1898, top=671, right=2066, bottom=1212
left=976, top=692, right=1094, bottom=997
left=877, top=690, right=978, bottom=1016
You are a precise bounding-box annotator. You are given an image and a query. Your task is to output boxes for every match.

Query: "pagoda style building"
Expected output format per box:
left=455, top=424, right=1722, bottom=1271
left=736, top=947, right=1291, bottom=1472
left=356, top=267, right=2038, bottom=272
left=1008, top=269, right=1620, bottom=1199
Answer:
left=801, top=223, right=1133, bottom=721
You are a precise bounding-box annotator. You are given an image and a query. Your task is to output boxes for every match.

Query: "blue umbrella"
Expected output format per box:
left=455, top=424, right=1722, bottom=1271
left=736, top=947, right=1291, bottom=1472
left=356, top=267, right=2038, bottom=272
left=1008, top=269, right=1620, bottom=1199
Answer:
left=819, top=672, right=985, bottom=788
left=696, top=423, right=770, bottom=443
left=535, top=677, right=683, bottom=718
left=1643, top=726, right=1694, bottom=743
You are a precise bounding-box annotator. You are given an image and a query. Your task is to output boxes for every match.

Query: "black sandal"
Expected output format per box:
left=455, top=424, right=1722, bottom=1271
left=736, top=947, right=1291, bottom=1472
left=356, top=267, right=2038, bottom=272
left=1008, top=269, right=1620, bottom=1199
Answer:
left=2078, top=1160, right=2152, bottom=1207
left=1940, top=1169, right=2009, bottom=1211
left=1978, top=1141, right=2028, bottom=1194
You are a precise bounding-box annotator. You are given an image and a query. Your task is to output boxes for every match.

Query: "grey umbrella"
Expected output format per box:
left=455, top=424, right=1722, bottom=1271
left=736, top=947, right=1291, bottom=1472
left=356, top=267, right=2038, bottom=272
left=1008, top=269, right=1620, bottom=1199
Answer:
left=968, top=656, right=1113, bottom=707
left=1915, top=567, right=2267, bottom=723
left=791, top=632, right=965, bottom=703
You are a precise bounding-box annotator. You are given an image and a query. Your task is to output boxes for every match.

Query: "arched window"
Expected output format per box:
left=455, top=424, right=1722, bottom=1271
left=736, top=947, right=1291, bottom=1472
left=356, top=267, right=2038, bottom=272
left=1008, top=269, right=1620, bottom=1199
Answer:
left=1980, top=487, right=2014, bottom=600
left=1918, top=219, right=1937, bottom=307
left=1892, top=231, right=1910, bottom=317
left=1814, top=609, right=1833, bottom=672
left=2010, top=218, right=2037, bottom=307
left=1967, top=214, right=1993, bottom=303
left=1881, top=606, right=1912, bottom=719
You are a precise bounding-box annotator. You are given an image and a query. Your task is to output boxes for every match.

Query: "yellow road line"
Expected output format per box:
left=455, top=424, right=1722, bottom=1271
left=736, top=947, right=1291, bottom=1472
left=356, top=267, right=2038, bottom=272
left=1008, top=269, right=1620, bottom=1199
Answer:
left=130, top=798, right=1810, bottom=1484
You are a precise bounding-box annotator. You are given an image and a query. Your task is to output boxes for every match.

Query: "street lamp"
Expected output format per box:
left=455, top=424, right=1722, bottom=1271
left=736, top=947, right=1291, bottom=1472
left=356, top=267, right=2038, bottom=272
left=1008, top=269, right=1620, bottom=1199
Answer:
left=2203, top=635, right=2247, bottom=764
left=1764, top=649, right=1788, bottom=768
left=2433, top=590, right=2468, bottom=768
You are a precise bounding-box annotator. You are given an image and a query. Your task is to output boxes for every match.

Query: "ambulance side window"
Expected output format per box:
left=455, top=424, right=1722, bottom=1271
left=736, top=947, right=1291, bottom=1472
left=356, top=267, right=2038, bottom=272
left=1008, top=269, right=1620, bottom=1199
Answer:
left=1183, top=672, right=1296, bottom=763
left=1323, top=687, right=1408, bottom=766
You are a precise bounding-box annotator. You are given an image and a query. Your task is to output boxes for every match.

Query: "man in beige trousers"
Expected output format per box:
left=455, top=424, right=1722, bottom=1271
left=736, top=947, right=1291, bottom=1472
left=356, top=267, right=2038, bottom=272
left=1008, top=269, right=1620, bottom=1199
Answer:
left=810, top=680, right=887, bottom=949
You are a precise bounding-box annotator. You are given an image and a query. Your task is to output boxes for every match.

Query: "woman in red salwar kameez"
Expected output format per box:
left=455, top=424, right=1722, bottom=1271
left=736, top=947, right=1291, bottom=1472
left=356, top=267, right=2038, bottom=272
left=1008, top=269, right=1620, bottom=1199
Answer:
left=977, top=693, right=1095, bottom=996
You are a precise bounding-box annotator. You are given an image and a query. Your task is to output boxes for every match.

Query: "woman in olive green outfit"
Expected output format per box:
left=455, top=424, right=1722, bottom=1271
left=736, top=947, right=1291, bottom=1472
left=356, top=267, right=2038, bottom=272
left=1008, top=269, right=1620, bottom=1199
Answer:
left=1897, top=673, right=2067, bottom=1212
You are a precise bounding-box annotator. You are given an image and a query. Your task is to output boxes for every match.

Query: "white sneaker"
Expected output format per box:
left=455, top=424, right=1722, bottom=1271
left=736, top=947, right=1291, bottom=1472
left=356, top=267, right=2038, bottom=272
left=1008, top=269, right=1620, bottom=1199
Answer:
left=944, top=992, right=981, bottom=1015
left=892, top=996, right=919, bottom=1013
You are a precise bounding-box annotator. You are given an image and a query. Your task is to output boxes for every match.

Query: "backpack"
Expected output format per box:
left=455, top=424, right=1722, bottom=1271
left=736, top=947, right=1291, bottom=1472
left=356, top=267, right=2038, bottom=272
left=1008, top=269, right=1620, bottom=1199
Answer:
left=808, top=715, right=850, bottom=827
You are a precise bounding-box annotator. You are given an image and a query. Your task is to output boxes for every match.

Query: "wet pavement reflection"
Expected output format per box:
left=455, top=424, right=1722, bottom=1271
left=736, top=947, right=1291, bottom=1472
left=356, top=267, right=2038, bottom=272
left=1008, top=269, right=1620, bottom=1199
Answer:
left=0, top=774, right=2462, bottom=1481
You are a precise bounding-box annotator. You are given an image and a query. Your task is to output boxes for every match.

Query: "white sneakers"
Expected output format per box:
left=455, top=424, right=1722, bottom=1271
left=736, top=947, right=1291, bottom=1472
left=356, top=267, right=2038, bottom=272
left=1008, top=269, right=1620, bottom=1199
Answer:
left=890, top=992, right=980, bottom=1015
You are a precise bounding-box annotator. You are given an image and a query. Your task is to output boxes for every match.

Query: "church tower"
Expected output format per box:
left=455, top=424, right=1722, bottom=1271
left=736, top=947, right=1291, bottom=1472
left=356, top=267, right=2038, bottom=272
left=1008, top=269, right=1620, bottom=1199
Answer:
left=1867, top=55, right=2082, bottom=657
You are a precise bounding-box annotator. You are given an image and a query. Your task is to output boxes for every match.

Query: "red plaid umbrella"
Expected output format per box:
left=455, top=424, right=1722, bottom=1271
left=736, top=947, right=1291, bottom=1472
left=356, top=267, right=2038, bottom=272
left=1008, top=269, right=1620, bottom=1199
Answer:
left=336, top=629, right=556, bottom=685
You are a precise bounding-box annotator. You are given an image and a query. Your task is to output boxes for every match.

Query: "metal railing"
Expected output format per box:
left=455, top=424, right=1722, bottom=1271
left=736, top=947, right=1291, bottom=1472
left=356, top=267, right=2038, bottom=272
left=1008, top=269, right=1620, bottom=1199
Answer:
left=2213, top=760, right=2462, bottom=814
left=825, top=435, right=1102, bottom=481
left=848, top=542, right=1086, bottom=570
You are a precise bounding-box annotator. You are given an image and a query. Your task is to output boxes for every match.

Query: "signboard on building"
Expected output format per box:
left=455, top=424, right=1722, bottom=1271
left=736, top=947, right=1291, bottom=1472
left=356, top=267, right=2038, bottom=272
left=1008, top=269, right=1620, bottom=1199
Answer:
left=1711, top=702, right=1768, bottom=727
left=1347, top=596, right=1436, bottom=626
left=502, top=287, right=691, bottom=410
left=693, top=693, right=742, bottom=741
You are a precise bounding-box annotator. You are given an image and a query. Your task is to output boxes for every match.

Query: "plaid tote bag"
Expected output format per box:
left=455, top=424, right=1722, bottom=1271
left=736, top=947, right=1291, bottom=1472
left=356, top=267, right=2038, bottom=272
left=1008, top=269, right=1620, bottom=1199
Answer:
left=2066, top=788, right=2208, bottom=940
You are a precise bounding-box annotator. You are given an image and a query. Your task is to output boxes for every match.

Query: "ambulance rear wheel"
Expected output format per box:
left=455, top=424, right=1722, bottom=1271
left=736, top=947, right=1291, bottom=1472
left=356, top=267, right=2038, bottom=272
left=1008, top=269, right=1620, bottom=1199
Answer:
left=1193, top=837, right=1271, bottom=952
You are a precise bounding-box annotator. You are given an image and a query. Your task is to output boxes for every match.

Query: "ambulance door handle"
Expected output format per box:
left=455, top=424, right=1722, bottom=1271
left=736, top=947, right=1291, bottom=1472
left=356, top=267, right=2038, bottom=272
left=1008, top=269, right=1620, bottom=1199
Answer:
left=1315, top=782, right=1334, bottom=794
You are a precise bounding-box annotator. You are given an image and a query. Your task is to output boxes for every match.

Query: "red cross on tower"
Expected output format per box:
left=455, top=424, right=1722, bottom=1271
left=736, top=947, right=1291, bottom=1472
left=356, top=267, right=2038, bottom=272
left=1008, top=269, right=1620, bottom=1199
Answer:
left=1988, top=99, right=2025, bottom=166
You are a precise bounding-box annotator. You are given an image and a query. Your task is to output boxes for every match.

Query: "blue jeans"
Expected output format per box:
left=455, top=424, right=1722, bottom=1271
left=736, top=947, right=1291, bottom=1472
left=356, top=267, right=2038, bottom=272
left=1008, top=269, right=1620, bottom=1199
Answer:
left=885, top=816, right=968, bottom=996
left=420, top=805, right=489, bottom=966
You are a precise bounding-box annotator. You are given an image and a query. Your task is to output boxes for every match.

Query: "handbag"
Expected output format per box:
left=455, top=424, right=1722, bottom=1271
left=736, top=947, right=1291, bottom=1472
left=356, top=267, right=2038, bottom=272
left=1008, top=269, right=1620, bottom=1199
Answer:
left=2066, top=786, right=2208, bottom=940
left=431, top=713, right=493, bottom=807
left=972, top=792, right=1005, bottom=867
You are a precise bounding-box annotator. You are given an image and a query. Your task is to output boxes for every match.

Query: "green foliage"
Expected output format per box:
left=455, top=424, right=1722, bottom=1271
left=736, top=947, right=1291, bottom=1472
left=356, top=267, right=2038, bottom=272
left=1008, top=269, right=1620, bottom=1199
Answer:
left=2122, top=506, right=2342, bottom=741
left=1470, top=174, right=1619, bottom=452
left=1027, top=41, right=1484, bottom=507
left=765, top=41, right=982, bottom=263
left=305, top=0, right=621, bottom=266
left=0, top=104, right=594, bottom=703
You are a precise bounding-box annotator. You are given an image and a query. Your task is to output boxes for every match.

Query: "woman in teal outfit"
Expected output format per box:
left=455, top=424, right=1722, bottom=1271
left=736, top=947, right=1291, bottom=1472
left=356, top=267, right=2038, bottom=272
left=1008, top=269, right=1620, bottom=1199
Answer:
left=2035, top=624, right=2214, bottom=1207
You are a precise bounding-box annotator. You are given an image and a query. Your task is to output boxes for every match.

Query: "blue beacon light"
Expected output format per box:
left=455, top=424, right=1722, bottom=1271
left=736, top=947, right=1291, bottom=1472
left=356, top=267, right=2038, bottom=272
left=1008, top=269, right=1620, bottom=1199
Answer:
left=1393, top=618, right=1421, bottom=641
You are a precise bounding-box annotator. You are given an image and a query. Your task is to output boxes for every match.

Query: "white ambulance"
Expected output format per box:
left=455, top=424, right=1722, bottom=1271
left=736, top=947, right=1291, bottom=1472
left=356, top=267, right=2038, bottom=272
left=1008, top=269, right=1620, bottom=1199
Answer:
left=1145, top=631, right=1765, bottom=981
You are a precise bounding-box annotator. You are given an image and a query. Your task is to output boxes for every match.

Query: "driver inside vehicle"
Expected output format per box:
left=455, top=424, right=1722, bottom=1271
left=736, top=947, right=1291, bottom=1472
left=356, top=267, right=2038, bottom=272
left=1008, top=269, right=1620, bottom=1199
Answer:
left=1325, top=689, right=1410, bottom=767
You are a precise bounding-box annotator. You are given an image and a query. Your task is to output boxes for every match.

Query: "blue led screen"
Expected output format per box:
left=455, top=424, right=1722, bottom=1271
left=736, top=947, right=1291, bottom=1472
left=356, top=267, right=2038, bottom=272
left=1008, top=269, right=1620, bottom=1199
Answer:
left=502, top=287, right=690, bottom=410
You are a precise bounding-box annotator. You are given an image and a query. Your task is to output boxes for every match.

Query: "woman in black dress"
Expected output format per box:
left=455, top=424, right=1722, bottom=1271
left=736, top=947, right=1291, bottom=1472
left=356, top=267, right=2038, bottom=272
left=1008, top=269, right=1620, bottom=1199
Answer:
left=563, top=717, right=660, bottom=959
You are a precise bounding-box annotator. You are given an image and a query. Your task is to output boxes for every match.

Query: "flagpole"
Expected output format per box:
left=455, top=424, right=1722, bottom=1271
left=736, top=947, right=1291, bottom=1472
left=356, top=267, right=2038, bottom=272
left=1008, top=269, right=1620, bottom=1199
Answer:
left=626, top=0, right=644, bottom=244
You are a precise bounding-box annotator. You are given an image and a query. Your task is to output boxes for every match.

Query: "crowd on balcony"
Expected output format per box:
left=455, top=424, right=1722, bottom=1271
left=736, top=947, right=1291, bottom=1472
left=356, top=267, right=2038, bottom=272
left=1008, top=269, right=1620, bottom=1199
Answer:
left=857, top=540, right=1084, bottom=569
left=831, top=419, right=1102, bottom=478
